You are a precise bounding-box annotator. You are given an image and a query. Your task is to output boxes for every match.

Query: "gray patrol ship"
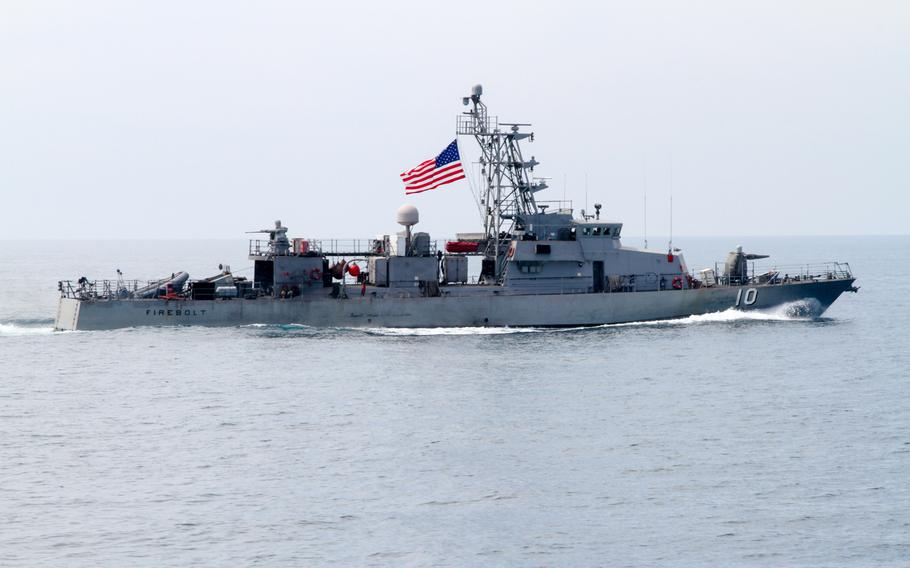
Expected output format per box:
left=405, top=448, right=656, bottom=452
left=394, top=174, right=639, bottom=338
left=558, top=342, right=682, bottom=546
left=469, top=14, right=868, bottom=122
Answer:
left=55, top=85, right=857, bottom=331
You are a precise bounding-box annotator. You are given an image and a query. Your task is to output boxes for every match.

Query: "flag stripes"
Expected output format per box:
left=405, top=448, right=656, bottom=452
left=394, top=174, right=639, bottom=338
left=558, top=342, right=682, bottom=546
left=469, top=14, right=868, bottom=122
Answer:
left=400, top=140, right=465, bottom=195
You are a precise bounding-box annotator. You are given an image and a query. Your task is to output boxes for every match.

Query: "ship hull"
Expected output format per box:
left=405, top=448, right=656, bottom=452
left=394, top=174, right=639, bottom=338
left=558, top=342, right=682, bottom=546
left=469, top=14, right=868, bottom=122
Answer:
left=55, top=278, right=855, bottom=331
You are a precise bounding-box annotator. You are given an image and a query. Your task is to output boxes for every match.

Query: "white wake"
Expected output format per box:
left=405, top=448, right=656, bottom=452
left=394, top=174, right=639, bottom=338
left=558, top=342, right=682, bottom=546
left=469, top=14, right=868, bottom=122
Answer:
left=364, top=326, right=545, bottom=336
left=0, top=323, right=56, bottom=336
left=604, top=298, right=824, bottom=328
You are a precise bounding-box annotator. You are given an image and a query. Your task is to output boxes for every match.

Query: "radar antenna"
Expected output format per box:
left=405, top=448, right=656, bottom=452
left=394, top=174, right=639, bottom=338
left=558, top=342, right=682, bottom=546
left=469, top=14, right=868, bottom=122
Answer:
left=457, top=85, right=542, bottom=280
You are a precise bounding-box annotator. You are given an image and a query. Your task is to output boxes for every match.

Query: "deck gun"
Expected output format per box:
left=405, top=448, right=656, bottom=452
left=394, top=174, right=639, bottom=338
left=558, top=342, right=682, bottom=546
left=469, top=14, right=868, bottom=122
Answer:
left=724, top=246, right=769, bottom=285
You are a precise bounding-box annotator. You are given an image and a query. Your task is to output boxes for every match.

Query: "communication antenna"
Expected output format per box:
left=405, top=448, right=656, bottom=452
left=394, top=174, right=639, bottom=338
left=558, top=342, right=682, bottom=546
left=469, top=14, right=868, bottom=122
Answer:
left=643, top=159, right=648, bottom=249
left=668, top=154, right=674, bottom=252
left=396, top=204, right=419, bottom=257
left=584, top=173, right=588, bottom=217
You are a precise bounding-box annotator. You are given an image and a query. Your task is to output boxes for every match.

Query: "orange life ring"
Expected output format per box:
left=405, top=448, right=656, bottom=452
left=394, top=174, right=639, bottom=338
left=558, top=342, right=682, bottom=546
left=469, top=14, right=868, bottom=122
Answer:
left=672, top=275, right=683, bottom=290
left=309, top=267, right=323, bottom=281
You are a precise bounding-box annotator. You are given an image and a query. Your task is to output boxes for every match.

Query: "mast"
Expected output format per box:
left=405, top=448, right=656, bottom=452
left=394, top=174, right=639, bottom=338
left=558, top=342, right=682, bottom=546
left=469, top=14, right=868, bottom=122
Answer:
left=456, top=85, right=546, bottom=281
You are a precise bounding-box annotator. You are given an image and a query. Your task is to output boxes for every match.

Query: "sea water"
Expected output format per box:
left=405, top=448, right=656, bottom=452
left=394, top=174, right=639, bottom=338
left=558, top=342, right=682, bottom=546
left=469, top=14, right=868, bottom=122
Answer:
left=0, top=236, right=908, bottom=567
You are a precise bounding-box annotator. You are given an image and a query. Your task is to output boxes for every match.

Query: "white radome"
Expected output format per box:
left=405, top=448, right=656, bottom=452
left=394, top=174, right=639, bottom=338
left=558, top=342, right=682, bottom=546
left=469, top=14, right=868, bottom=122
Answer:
left=396, top=204, right=419, bottom=226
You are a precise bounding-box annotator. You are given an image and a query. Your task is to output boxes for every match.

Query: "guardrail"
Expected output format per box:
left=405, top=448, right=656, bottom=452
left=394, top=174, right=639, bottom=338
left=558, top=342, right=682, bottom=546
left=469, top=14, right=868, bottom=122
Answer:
left=59, top=279, right=169, bottom=300
left=58, top=279, right=262, bottom=301
left=456, top=113, right=497, bottom=135
left=710, top=261, right=853, bottom=286
left=249, top=238, right=439, bottom=257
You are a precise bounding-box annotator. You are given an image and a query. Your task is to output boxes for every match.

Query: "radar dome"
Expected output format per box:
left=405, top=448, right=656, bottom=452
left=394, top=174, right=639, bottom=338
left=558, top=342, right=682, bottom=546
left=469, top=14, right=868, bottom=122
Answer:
left=471, top=84, right=483, bottom=97
left=396, top=204, right=419, bottom=226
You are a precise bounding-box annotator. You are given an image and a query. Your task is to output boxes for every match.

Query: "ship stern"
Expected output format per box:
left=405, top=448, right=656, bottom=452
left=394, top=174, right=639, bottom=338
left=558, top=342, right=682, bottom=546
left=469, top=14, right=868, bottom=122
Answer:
left=55, top=297, right=82, bottom=331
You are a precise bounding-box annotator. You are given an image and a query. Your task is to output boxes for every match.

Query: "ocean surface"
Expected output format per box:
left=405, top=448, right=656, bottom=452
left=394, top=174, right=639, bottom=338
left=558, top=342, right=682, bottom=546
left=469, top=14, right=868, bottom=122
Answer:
left=1, top=236, right=908, bottom=567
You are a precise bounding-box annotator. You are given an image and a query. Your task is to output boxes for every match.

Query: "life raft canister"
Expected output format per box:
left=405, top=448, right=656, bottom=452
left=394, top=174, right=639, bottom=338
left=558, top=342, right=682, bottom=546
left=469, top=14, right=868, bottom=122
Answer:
left=445, top=241, right=479, bottom=254
left=672, top=275, right=683, bottom=290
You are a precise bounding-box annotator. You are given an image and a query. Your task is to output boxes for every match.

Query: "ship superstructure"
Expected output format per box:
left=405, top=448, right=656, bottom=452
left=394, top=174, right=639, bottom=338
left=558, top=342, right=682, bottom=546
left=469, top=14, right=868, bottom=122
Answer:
left=55, top=86, right=857, bottom=331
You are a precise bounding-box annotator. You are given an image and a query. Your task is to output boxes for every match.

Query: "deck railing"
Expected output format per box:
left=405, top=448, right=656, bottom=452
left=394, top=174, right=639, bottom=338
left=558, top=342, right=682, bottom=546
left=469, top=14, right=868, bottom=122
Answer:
left=58, top=279, right=262, bottom=301
left=710, top=261, right=853, bottom=286
left=59, top=279, right=168, bottom=300
left=248, top=238, right=438, bottom=257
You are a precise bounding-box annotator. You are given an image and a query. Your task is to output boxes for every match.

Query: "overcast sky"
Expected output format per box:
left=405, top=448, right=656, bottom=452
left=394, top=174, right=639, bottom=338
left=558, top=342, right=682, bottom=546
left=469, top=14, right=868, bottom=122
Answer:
left=1, top=1, right=907, bottom=240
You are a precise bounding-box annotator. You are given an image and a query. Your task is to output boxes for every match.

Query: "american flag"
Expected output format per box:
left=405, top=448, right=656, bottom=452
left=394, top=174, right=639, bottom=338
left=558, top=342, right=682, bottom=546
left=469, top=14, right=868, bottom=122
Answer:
left=400, top=139, right=465, bottom=195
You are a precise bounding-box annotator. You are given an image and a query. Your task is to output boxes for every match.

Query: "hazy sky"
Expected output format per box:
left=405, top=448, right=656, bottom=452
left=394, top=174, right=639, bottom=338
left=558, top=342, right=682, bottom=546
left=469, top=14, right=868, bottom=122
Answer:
left=1, top=1, right=907, bottom=240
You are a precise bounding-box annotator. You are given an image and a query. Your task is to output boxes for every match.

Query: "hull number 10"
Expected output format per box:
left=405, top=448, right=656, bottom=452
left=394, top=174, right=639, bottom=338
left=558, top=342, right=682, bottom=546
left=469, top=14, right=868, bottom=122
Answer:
left=735, top=288, right=758, bottom=307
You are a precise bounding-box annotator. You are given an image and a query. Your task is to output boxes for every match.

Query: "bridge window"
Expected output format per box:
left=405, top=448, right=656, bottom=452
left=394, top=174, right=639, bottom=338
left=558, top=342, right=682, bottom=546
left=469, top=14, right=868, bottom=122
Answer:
left=518, top=261, right=542, bottom=274
left=592, top=227, right=602, bottom=236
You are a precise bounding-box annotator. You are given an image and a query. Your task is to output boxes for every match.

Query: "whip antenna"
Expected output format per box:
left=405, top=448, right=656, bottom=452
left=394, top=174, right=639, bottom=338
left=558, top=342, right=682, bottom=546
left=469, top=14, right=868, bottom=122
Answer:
left=643, top=159, right=648, bottom=249
left=668, top=154, right=674, bottom=252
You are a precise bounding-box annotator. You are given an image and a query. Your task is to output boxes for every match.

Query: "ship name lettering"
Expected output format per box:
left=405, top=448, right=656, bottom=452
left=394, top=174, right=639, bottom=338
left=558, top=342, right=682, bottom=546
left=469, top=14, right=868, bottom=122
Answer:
left=145, top=309, right=207, bottom=317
